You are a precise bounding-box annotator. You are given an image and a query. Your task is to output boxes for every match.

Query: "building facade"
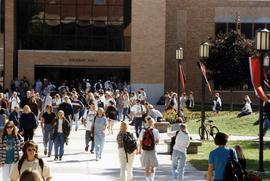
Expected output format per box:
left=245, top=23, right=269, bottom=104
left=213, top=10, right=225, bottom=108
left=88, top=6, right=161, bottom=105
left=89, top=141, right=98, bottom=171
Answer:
left=3, top=0, right=270, bottom=103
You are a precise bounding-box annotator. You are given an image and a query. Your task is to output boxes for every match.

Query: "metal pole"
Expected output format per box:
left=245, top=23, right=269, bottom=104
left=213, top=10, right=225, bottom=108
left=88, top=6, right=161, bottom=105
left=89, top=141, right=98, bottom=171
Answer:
left=177, top=59, right=181, bottom=117
left=201, top=59, right=205, bottom=140
left=259, top=52, right=265, bottom=172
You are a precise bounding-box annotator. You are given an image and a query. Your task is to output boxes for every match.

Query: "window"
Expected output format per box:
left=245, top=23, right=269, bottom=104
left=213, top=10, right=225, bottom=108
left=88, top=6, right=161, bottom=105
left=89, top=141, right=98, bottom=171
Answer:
left=215, top=23, right=227, bottom=35
left=95, top=0, right=106, bottom=5
left=16, top=0, right=131, bottom=51
left=241, top=23, right=253, bottom=39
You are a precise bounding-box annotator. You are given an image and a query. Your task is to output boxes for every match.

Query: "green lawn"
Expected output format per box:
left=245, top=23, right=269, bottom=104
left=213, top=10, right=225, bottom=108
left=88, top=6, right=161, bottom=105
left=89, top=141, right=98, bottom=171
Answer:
left=185, top=111, right=270, bottom=137
left=188, top=141, right=270, bottom=181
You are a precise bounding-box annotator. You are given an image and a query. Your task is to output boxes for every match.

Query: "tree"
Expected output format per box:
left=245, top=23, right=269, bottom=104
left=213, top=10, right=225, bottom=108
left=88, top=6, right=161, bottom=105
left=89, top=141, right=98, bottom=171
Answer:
left=206, top=31, right=257, bottom=90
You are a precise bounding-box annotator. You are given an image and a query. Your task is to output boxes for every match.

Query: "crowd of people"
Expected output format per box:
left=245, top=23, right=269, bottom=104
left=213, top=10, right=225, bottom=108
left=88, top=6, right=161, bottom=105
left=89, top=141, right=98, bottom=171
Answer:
left=0, top=76, right=266, bottom=181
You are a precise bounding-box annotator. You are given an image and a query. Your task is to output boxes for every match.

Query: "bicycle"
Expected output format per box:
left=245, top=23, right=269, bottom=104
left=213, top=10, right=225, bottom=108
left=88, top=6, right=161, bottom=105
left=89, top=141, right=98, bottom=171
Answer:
left=197, top=119, right=219, bottom=140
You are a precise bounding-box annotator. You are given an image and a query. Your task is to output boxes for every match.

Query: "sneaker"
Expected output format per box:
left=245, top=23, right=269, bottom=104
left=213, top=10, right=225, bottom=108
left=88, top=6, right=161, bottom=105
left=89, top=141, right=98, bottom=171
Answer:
left=48, top=153, right=51, bottom=157
left=44, top=149, right=47, bottom=155
left=85, top=145, right=89, bottom=152
left=90, top=149, right=94, bottom=154
left=54, top=157, right=58, bottom=161
left=59, top=157, right=62, bottom=161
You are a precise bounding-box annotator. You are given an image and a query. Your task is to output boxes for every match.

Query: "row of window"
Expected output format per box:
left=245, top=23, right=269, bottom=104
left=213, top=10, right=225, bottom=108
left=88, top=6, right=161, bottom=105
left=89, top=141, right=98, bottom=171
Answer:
left=17, top=0, right=131, bottom=51
left=215, top=23, right=269, bottom=39
left=34, top=0, right=122, bottom=5
left=19, top=34, right=129, bottom=51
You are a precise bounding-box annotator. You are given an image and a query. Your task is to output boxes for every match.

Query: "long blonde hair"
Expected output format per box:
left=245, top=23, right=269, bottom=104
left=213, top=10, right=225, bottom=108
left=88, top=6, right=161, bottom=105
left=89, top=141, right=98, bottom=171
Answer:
left=119, top=121, right=129, bottom=133
left=234, top=145, right=245, bottom=159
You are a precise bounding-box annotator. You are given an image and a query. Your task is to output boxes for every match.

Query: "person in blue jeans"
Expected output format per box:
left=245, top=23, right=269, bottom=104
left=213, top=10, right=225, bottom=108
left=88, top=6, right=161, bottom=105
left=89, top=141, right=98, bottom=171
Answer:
left=168, top=124, right=190, bottom=181
left=130, top=99, right=146, bottom=138
left=91, top=107, right=107, bottom=161
left=52, top=110, right=70, bottom=161
left=41, top=105, right=56, bottom=157
left=207, top=132, right=238, bottom=181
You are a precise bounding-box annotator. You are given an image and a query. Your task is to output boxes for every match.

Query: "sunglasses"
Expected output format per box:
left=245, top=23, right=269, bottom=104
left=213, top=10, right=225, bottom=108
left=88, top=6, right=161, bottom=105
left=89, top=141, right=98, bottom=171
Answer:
left=6, top=126, right=13, bottom=129
left=27, top=148, right=37, bottom=152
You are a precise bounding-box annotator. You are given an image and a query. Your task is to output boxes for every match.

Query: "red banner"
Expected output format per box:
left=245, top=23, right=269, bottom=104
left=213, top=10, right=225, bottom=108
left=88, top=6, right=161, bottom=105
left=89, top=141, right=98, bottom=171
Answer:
left=249, top=56, right=268, bottom=101
left=179, top=64, right=185, bottom=93
left=199, top=62, right=213, bottom=95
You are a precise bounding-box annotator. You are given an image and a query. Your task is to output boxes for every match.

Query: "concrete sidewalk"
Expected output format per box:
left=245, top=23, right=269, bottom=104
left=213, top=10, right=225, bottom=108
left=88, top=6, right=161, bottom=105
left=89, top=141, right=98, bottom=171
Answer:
left=0, top=121, right=207, bottom=181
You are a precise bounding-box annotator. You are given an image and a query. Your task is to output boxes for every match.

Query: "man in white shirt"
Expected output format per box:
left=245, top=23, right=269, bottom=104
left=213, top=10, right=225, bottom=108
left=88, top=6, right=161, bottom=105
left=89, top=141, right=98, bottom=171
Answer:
left=130, top=99, right=146, bottom=138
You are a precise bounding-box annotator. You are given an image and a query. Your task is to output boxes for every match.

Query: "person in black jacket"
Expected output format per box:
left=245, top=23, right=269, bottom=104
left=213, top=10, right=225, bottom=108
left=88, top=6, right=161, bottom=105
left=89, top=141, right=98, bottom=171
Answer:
left=8, top=105, right=20, bottom=128
left=19, top=105, right=38, bottom=141
left=58, top=96, right=73, bottom=128
left=51, top=110, right=71, bottom=161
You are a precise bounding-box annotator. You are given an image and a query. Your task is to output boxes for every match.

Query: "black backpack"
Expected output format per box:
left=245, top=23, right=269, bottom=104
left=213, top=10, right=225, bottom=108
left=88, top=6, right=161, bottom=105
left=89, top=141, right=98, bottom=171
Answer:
left=224, top=149, right=245, bottom=181
left=142, top=128, right=155, bottom=151
left=97, top=100, right=104, bottom=108
left=123, top=132, right=137, bottom=162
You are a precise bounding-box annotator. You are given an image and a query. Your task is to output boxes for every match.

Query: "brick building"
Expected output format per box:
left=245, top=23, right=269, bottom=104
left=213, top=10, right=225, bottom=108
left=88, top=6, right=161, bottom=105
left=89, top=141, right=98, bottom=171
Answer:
left=2, top=0, right=270, bottom=103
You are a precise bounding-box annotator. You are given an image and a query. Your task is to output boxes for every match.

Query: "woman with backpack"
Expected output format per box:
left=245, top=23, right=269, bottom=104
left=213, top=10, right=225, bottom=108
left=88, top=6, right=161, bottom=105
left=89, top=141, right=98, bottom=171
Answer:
left=10, top=140, right=52, bottom=181
left=167, top=124, right=190, bottom=181
left=91, top=107, right=108, bottom=161
left=137, top=116, right=160, bottom=181
left=207, top=132, right=238, bottom=181
left=0, top=121, right=24, bottom=181
left=117, top=121, right=137, bottom=181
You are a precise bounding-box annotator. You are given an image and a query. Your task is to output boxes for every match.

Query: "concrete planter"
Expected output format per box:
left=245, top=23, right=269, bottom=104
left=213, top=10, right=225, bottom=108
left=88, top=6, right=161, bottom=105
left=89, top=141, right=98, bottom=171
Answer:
left=154, top=122, right=169, bottom=133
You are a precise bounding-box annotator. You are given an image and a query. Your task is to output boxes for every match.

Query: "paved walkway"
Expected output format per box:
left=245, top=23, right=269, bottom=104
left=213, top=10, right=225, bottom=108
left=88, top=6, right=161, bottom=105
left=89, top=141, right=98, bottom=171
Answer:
left=0, top=121, right=207, bottom=181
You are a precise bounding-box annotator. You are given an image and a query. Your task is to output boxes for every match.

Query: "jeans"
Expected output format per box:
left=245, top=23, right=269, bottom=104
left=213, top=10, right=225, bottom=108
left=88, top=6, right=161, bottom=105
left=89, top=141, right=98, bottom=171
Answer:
left=263, top=118, right=270, bottom=136
left=43, top=124, right=54, bottom=155
left=172, top=149, right=186, bottom=181
left=134, top=117, right=143, bottom=138
left=54, top=133, right=65, bottom=158
left=2, top=163, right=12, bottom=181
left=122, top=108, right=130, bottom=121
left=85, top=130, right=94, bottom=151
left=118, top=148, right=135, bottom=181
left=94, top=133, right=105, bottom=159
left=73, top=112, right=80, bottom=131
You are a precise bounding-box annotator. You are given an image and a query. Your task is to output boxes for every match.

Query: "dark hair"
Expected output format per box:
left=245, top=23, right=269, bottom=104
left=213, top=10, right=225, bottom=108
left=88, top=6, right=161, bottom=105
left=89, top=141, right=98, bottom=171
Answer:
left=2, top=121, right=17, bottom=139
left=19, top=169, right=42, bottom=181
left=20, top=141, right=39, bottom=163
left=214, top=132, right=228, bottom=146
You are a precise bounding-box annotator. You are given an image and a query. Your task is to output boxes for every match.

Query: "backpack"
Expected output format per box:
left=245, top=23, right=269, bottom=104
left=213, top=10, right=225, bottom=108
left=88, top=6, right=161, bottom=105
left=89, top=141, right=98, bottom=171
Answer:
left=142, top=128, right=155, bottom=151
left=216, top=101, right=221, bottom=110
left=18, top=158, right=44, bottom=175
left=123, top=132, right=137, bottom=162
left=170, top=131, right=179, bottom=155
left=224, top=149, right=245, bottom=181
left=97, top=100, right=104, bottom=108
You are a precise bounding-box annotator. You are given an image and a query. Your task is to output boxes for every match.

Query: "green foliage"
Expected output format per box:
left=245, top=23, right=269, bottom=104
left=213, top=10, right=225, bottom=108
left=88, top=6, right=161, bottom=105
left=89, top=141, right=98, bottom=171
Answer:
left=206, top=31, right=257, bottom=90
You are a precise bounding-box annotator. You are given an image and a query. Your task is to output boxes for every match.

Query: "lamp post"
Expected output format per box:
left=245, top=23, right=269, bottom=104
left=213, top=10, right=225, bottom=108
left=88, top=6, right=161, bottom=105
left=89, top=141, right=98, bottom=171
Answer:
left=255, top=28, right=270, bottom=172
left=199, top=42, right=209, bottom=140
left=176, top=48, right=183, bottom=117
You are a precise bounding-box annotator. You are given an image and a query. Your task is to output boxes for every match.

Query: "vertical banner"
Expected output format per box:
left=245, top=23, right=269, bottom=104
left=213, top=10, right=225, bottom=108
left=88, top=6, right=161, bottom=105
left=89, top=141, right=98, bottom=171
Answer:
left=249, top=56, right=268, bottom=101
left=179, top=64, right=185, bottom=93
left=198, top=62, right=213, bottom=95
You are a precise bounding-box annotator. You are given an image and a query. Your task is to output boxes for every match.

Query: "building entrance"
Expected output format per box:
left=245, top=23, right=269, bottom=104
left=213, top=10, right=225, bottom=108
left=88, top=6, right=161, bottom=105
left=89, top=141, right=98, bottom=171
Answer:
left=35, top=66, right=130, bottom=84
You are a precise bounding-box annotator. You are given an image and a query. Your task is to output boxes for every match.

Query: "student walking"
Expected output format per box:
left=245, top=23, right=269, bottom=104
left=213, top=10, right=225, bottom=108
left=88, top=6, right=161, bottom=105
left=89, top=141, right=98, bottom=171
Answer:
left=117, top=121, right=137, bottom=181
left=19, top=105, right=38, bottom=141
left=168, top=124, right=190, bottom=181
left=10, top=140, right=52, bottom=181
left=138, top=117, right=159, bottom=181
left=51, top=110, right=71, bottom=161
left=41, top=105, right=56, bottom=157
left=0, top=121, right=24, bottom=181
left=207, top=132, right=238, bottom=181
left=82, top=103, right=96, bottom=153
left=91, top=108, right=107, bottom=161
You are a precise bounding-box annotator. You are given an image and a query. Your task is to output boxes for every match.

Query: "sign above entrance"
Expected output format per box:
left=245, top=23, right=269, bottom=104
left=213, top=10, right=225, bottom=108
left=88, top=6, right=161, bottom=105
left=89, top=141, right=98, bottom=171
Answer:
left=69, top=58, right=97, bottom=62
